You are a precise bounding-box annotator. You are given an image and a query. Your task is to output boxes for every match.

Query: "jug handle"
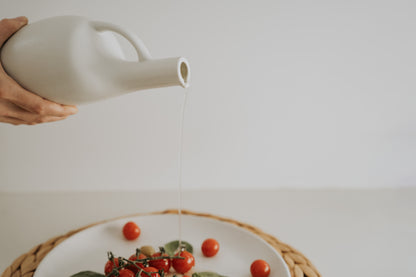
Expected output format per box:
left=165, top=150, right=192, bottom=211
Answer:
left=90, top=21, right=152, bottom=62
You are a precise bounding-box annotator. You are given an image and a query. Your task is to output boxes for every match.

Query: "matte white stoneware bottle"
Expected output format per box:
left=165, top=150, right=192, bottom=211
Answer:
left=0, top=16, right=190, bottom=105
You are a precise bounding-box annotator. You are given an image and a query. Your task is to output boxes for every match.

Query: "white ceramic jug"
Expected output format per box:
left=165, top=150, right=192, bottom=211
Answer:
left=0, top=16, right=190, bottom=105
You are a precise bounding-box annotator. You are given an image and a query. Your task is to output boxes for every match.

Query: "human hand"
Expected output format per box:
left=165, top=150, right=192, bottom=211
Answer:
left=0, top=16, right=78, bottom=125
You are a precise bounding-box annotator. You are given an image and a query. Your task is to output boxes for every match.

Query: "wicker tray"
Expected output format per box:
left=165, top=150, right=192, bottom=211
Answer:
left=1, top=209, right=320, bottom=277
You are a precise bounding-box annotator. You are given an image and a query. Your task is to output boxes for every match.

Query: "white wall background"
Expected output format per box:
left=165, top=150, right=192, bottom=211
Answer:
left=0, top=0, right=415, bottom=191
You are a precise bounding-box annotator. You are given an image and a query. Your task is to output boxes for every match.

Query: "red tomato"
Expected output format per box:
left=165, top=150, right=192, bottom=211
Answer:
left=250, top=259, right=271, bottom=277
left=122, top=221, right=141, bottom=240
left=140, top=267, right=160, bottom=277
left=104, top=258, right=119, bottom=275
left=119, top=269, right=135, bottom=277
left=201, top=238, right=220, bottom=257
left=127, top=253, right=147, bottom=273
left=129, top=253, right=147, bottom=260
left=149, top=252, right=171, bottom=273
left=172, top=251, right=195, bottom=274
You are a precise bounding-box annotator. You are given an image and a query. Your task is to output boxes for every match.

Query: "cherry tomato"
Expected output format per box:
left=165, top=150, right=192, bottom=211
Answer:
left=201, top=238, right=220, bottom=257
left=149, top=252, right=171, bottom=273
left=104, top=258, right=119, bottom=275
left=119, top=269, right=135, bottom=277
left=127, top=253, right=147, bottom=273
left=130, top=253, right=148, bottom=261
left=140, top=266, right=160, bottom=277
left=250, top=259, right=271, bottom=277
left=123, top=221, right=141, bottom=240
left=172, top=250, right=195, bottom=274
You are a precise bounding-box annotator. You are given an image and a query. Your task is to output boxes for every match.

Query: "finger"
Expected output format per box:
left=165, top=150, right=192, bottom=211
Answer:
left=6, top=85, right=78, bottom=117
left=0, top=99, right=65, bottom=124
left=0, top=16, right=28, bottom=46
left=26, top=115, right=69, bottom=125
left=0, top=114, right=68, bottom=125
left=0, top=68, right=78, bottom=116
left=0, top=70, right=78, bottom=116
left=0, top=115, right=27, bottom=126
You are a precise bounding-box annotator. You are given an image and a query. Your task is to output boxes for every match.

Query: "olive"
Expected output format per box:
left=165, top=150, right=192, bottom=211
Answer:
left=140, top=245, right=155, bottom=257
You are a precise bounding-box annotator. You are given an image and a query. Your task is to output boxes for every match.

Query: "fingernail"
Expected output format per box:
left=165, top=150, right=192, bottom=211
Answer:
left=68, top=106, right=78, bottom=114
left=15, top=16, right=28, bottom=23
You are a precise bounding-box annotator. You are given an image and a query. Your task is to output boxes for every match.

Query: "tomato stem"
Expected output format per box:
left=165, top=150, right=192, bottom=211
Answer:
left=105, top=252, right=184, bottom=277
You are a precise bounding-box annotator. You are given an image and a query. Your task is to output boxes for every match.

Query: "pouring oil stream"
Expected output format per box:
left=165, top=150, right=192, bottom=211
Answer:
left=177, top=88, right=189, bottom=251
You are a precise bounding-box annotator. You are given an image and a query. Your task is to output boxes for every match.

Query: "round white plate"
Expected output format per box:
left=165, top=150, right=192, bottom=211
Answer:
left=34, top=214, right=290, bottom=277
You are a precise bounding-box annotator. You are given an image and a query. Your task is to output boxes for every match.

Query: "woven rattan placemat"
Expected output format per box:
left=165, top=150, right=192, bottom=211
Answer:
left=1, top=209, right=321, bottom=277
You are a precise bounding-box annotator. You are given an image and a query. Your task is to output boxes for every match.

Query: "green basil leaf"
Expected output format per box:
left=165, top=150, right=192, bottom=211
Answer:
left=192, top=272, right=228, bottom=277
left=70, top=271, right=105, bottom=277
left=164, top=240, right=193, bottom=255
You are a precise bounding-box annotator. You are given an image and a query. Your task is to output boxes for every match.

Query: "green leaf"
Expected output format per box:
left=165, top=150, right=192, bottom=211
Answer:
left=192, top=272, right=228, bottom=277
left=164, top=240, right=193, bottom=255
left=70, top=271, right=105, bottom=277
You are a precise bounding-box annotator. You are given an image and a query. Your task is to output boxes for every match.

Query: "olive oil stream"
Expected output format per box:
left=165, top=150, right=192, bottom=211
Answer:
left=177, top=89, right=189, bottom=251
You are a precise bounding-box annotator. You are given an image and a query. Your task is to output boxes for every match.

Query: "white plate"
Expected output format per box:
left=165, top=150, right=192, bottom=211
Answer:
left=34, top=214, right=290, bottom=277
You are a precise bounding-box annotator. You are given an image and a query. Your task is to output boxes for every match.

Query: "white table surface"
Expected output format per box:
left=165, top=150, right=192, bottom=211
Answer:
left=0, top=189, right=415, bottom=277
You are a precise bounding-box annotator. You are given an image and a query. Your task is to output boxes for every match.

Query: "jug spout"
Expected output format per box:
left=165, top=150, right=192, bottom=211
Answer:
left=146, top=57, right=190, bottom=89
left=112, top=57, right=190, bottom=93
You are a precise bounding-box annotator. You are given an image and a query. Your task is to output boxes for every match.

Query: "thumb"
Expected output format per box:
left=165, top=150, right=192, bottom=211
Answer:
left=0, top=16, right=28, bottom=46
